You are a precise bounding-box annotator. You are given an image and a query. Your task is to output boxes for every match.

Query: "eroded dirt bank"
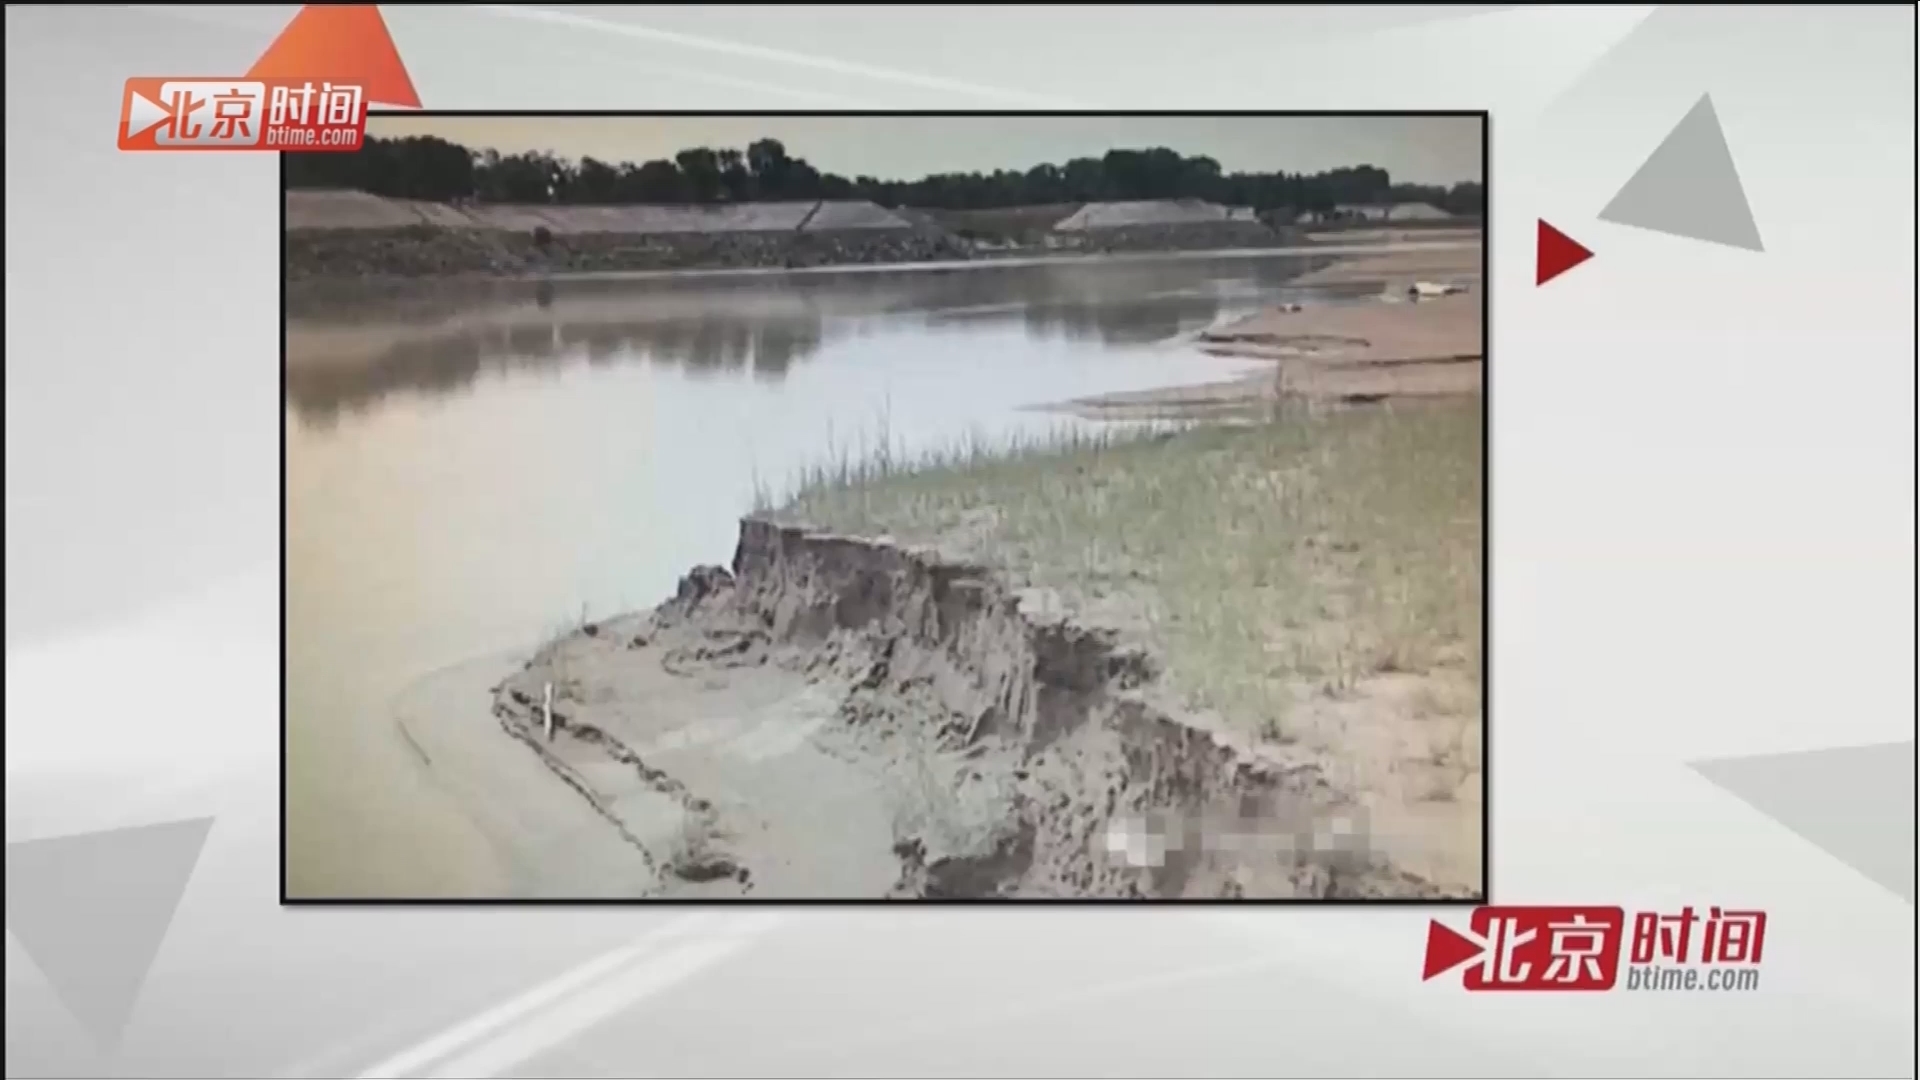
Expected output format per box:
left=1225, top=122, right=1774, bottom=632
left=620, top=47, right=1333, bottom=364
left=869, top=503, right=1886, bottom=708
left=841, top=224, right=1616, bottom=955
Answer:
left=489, top=519, right=1468, bottom=900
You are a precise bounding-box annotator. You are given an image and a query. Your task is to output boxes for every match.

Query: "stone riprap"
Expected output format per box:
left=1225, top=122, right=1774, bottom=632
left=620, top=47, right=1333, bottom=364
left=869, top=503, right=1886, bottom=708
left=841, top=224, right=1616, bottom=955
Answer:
left=283, top=192, right=1290, bottom=279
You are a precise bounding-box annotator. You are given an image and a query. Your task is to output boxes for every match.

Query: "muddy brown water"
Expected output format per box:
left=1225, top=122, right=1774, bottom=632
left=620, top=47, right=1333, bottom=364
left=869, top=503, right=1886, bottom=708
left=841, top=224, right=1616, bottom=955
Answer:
left=283, top=252, right=1395, bottom=898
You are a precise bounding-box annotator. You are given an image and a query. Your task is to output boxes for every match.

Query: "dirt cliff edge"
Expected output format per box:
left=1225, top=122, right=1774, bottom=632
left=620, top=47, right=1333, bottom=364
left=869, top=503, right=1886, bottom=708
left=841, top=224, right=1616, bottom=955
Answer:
left=490, top=517, right=1467, bottom=899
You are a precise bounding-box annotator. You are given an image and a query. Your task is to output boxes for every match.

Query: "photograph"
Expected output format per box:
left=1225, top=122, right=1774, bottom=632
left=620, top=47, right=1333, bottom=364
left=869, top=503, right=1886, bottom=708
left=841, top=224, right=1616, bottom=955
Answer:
left=282, top=112, right=1486, bottom=903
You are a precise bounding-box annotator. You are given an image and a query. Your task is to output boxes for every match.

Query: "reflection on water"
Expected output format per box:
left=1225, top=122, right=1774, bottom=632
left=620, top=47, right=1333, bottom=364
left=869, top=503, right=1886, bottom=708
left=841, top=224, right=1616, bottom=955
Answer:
left=283, top=251, right=1376, bottom=898
left=284, top=255, right=1366, bottom=430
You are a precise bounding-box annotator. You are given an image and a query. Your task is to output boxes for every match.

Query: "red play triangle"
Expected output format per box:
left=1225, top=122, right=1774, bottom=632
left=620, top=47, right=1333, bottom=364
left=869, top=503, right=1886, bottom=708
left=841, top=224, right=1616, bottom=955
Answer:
left=247, top=5, right=420, bottom=108
left=1537, top=219, right=1594, bottom=286
left=1421, top=920, right=1484, bottom=981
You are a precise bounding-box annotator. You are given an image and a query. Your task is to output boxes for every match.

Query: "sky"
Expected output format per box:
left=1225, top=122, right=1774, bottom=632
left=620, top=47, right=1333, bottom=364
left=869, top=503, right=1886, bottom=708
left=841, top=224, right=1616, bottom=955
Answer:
left=364, top=115, right=1484, bottom=186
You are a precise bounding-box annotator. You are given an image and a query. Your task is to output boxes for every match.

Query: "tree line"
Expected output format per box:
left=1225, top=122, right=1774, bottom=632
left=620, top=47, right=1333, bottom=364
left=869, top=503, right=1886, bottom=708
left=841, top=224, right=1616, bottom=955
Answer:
left=286, top=134, right=1484, bottom=217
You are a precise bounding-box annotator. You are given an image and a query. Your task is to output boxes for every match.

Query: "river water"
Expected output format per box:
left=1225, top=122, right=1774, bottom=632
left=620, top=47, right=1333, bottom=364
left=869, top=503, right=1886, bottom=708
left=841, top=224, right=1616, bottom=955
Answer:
left=283, top=251, right=1376, bottom=898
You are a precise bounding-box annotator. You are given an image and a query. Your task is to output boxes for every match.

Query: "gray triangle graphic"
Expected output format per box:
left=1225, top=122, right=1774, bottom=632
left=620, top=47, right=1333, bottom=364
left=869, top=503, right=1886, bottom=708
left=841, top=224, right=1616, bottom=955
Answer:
left=1600, top=93, right=1765, bottom=251
left=1693, top=742, right=1913, bottom=903
left=6, top=817, right=215, bottom=1046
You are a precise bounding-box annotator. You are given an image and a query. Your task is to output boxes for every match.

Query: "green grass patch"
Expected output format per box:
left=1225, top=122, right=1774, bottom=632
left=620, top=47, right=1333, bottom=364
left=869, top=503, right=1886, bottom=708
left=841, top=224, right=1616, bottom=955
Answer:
left=760, top=400, right=1482, bottom=740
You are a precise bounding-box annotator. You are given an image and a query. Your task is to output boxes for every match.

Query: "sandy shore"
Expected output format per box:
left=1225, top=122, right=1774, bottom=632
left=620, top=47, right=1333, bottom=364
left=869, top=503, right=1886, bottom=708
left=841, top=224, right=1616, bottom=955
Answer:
left=1291, top=241, right=1483, bottom=289
left=388, top=652, right=664, bottom=898
left=1055, top=240, right=1484, bottom=420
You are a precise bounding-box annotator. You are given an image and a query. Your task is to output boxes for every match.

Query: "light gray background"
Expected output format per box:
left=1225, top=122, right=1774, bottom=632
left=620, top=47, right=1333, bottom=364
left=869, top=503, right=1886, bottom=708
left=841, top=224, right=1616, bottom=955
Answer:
left=6, top=4, right=1915, bottom=1078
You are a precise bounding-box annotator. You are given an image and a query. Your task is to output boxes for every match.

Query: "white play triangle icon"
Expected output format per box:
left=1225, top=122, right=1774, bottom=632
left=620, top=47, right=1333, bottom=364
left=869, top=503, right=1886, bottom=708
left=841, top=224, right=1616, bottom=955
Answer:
left=125, top=89, right=170, bottom=138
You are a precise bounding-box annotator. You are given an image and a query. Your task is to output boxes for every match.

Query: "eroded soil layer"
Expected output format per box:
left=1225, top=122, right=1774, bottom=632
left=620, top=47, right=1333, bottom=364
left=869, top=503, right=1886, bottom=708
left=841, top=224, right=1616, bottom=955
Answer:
left=490, top=519, right=1469, bottom=900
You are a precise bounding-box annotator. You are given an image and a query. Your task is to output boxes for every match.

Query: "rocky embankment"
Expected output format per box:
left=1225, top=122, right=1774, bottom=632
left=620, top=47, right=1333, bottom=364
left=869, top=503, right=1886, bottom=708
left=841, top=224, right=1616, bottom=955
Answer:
left=281, top=192, right=1324, bottom=281
left=280, top=221, right=1290, bottom=281
left=284, top=225, right=974, bottom=282
left=489, top=518, right=1466, bottom=900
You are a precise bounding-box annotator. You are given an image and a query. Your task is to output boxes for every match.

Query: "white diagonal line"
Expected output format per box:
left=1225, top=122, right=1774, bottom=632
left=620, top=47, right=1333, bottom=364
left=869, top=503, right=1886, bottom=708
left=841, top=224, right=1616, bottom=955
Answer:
left=423, top=912, right=785, bottom=1078
left=351, top=913, right=718, bottom=1080
left=471, top=5, right=1079, bottom=108
left=590, top=61, right=871, bottom=108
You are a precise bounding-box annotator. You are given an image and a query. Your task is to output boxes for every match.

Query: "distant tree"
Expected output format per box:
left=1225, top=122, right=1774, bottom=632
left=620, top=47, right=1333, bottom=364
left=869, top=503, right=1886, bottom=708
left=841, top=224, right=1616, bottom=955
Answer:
left=286, top=133, right=1480, bottom=217
left=783, top=157, right=826, bottom=200
left=472, top=151, right=561, bottom=203
left=674, top=148, right=724, bottom=202
left=571, top=156, right=620, bottom=204
left=1022, top=163, right=1065, bottom=204
left=287, top=134, right=475, bottom=200
left=1181, top=155, right=1223, bottom=201
left=746, top=138, right=791, bottom=197
left=716, top=148, right=752, bottom=202
left=1442, top=180, right=1485, bottom=216
left=1062, top=157, right=1107, bottom=202
left=631, top=159, right=687, bottom=202
left=824, top=172, right=859, bottom=200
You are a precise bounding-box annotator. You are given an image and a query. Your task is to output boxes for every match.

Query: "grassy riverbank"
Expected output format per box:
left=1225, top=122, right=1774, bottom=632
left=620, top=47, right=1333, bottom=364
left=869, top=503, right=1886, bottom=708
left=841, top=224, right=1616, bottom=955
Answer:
left=759, top=400, right=1484, bottom=889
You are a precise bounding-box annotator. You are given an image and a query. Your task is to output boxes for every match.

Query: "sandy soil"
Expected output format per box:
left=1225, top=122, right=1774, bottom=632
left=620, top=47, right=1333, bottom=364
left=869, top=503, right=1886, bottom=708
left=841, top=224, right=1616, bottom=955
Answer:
left=483, top=608, right=919, bottom=899
left=1056, top=241, right=1483, bottom=420
left=1291, top=242, right=1483, bottom=289
left=389, top=652, right=663, bottom=898
left=477, top=520, right=1468, bottom=901
left=763, top=409, right=1484, bottom=898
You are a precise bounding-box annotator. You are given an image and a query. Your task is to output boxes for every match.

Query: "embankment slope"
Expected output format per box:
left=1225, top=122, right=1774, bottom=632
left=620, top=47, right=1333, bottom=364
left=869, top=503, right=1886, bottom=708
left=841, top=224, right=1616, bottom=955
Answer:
left=284, top=191, right=969, bottom=279
left=283, top=192, right=1318, bottom=279
left=490, top=520, right=1465, bottom=900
